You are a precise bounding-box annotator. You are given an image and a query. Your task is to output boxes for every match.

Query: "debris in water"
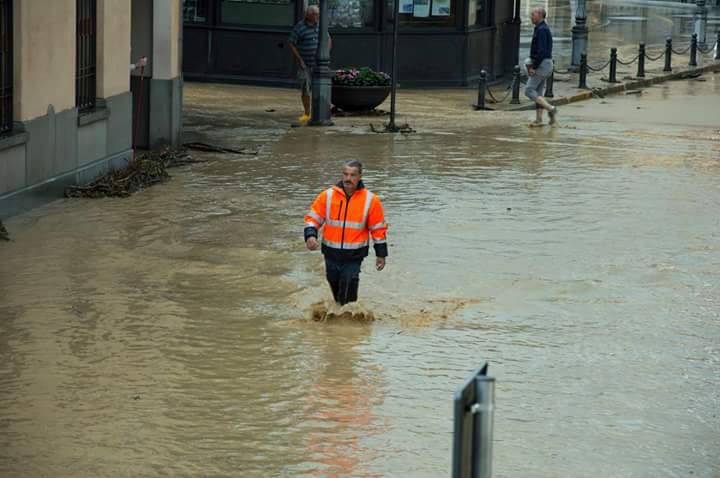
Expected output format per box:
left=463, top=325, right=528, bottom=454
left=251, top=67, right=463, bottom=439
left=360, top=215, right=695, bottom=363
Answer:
left=0, top=220, right=9, bottom=241
left=625, top=90, right=642, bottom=95
left=64, top=147, right=199, bottom=198
left=370, top=122, right=415, bottom=135
left=309, top=301, right=376, bottom=322
left=183, top=142, right=258, bottom=155
left=334, top=109, right=389, bottom=117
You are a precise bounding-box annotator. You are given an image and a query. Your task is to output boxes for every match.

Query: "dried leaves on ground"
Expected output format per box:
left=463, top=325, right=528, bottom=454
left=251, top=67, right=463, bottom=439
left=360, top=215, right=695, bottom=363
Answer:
left=64, top=148, right=199, bottom=199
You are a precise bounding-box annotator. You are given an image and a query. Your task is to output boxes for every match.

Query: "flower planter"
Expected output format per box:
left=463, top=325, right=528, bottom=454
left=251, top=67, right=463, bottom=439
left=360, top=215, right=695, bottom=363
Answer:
left=331, top=85, right=391, bottom=112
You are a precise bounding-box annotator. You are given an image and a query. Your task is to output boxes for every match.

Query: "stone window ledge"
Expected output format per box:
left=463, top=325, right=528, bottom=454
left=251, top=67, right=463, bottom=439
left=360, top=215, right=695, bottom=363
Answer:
left=0, top=130, right=29, bottom=153
left=78, top=107, right=110, bottom=127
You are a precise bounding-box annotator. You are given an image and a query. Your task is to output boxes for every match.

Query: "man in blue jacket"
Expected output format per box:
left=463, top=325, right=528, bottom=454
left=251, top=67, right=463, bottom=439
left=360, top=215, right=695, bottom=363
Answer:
left=525, top=7, right=558, bottom=125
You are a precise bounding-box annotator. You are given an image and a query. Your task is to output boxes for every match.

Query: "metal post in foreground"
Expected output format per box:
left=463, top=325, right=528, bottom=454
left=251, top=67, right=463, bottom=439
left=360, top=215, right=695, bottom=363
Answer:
left=664, top=37, right=673, bottom=72
left=570, top=0, right=588, bottom=70
left=474, top=70, right=489, bottom=110
left=689, top=33, right=698, bottom=66
left=309, top=0, right=333, bottom=126
left=510, top=65, right=521, bottom=104
left=579, top=53, right=589, bottom=89
left=609, top=48, right=618, bottom=83
left=545, top=71, right=555, bottom=98
left=637, top=43, right=646, bottom=78
left=716, top=32, right=720, bottom=60
left=452, top=363, right=495, bottom=478
left=694, top=0, right=708, bottom=48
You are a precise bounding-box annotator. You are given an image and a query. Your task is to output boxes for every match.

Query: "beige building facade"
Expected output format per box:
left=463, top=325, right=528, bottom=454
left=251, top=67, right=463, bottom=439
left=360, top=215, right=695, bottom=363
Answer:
left=0, top=0, right=183, bottom=217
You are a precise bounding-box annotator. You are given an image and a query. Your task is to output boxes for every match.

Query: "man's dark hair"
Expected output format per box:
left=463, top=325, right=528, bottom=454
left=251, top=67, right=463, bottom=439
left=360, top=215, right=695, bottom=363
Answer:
left=345, top=160, right=363, bottom=174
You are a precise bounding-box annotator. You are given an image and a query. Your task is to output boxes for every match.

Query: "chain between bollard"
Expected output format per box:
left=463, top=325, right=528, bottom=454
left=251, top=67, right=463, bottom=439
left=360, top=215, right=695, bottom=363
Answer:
left=578, top=34, right=716, bottom=88
left=671, top=44, right=692, bottom=55
left=697, top=42, right=717, bottom=54
left=586, top=59, right=611, bottom=72
left=698, top=34, right=719, bottom=55
left=486, top=85, right=513, bottom=105
left=644, top=50, right=666, bottom=62
left=616, top=54, right=640, bottom=66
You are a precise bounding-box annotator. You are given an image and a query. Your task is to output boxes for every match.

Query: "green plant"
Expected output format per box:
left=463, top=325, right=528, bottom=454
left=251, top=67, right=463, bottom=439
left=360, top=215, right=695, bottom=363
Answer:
left=333, top=67, right=391, bottom=86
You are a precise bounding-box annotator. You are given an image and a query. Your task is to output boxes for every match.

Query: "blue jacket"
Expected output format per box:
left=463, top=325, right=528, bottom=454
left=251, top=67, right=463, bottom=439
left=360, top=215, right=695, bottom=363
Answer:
left=530, top=21, right=553, bottom=69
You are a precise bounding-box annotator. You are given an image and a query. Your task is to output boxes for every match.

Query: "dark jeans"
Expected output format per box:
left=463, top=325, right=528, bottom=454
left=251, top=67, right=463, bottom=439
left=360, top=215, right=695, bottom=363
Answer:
left=324, top=257, right=362, bottom=305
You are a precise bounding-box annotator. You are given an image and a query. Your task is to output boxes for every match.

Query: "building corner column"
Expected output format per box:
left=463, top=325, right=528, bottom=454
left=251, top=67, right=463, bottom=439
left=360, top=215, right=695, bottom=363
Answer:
left=149, top=0, right=183, bottom=148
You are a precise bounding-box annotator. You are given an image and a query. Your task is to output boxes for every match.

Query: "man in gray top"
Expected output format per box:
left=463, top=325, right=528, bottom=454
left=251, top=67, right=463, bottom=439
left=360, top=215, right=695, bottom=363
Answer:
left=289, top=6, right=331, bottom=124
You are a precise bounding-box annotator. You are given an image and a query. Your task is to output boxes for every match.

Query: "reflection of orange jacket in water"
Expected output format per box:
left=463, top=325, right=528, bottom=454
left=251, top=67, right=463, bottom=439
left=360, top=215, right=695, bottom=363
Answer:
left=306, top=382, right=379, bottom=478
left=305, top=181, right=388, bottom=261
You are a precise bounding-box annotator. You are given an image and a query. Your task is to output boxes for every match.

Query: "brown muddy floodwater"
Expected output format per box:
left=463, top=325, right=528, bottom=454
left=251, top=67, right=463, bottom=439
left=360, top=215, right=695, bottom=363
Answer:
left=2, top=77, right=720, bottom=477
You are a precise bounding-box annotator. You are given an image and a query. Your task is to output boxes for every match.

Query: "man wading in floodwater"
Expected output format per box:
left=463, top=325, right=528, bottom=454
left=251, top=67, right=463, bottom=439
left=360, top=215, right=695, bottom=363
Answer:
left=304, top=161, right=388, bottom=305
left=525, top=7, right=558, bottom=126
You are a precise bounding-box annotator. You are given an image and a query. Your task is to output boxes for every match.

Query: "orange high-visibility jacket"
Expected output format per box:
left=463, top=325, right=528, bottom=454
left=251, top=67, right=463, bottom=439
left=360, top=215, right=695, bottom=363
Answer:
left=304, top=182, right=388, bottom=259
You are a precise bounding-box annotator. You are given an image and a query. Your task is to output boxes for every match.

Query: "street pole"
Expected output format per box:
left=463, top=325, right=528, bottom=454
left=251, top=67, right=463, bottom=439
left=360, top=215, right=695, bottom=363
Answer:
left=388, top=0, right=400, bottom=131
left=570, top=0, right=588, bottom=71
left=694, top=0, right=707, bottom=48
left=310, top=0, right=333, bottom=126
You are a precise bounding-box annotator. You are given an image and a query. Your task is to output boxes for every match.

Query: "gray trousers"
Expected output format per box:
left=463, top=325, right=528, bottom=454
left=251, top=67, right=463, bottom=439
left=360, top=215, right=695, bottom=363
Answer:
left=525, top=59, right=554, bottom=106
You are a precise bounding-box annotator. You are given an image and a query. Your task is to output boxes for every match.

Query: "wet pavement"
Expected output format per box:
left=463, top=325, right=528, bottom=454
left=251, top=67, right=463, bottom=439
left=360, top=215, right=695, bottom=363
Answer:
left=2, top=71, right=719, bottom=477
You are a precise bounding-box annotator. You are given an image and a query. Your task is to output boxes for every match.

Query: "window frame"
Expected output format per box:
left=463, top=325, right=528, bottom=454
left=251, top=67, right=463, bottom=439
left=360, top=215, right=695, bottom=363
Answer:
left=219, top=0, right=297, bottom=28
left=184, top=0, right=211, bottom=24
left=76, top=0, right=98, bottom=113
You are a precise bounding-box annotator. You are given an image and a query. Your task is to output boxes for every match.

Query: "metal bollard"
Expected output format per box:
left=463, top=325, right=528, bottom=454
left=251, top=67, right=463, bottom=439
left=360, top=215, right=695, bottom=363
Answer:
left=664, top=37, right=673, bottom=72
left=510, top=65, right=521, bottom=104
left=452, top=363, right=495, bottom=478
left=545, top=71, right=555, bottom=98
left=689, top=33, right=698, bottom=66
left=637, top=43, right=646, bottom=78
left=609, top=48, right=618, bottom=83
left=579, top=53, right=589, bottom=89
left=716, top=32, right=720, bottom=60
left=474, top=70, right=488, bottom=110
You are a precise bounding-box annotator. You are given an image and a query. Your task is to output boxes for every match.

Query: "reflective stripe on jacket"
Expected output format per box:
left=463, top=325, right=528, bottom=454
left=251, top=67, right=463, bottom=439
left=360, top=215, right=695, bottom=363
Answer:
left=304, top=182, right=388, bottom=260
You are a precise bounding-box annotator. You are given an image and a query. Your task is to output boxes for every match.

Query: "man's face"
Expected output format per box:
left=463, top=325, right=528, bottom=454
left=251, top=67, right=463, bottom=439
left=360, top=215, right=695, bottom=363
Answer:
left=342, top=166, right=361, bottom=192
left=531, top=10, right=543, bottom=24
left=306, top=10, right=319, bottom=25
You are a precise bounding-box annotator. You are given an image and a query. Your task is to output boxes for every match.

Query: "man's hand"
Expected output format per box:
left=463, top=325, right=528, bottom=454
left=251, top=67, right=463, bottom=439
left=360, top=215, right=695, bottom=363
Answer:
left=528, top=67, right=536, bottom=76
left=376, top=257, right=386, bottom=271
left=306, top=237, right=320, bottom=251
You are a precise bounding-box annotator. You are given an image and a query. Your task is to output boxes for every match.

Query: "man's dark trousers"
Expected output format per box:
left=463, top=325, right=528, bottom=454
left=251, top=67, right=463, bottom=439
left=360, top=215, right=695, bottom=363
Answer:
left=324, top=257, right=362, bottom=305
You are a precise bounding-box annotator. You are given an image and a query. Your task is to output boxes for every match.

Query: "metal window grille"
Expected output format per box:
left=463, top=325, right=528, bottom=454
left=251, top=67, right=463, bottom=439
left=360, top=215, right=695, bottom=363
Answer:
left=0, top=0, right=13, bottom=134
left=76, top=0, right=97, bottom=111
